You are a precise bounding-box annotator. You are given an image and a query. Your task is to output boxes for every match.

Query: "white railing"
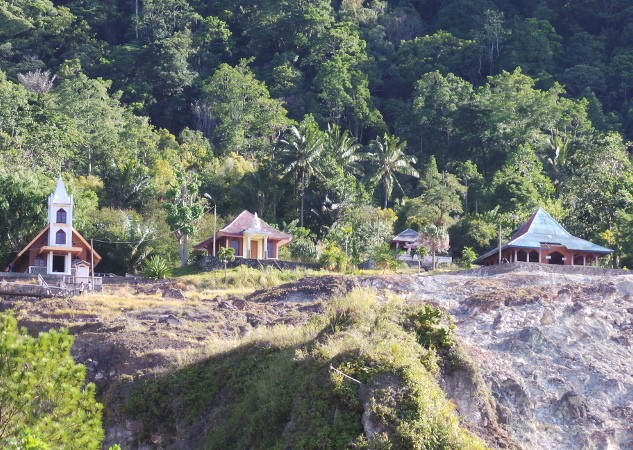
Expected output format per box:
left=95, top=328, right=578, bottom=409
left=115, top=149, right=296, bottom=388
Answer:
left=37, top=274, right=48, bottom=288
left=28, top=266, right=47, bottom=275
left=397, top=255, right=453, bottom=265
left=27, top=270, right=102, bottom=287
left=66, top=276, right=103, bottom=286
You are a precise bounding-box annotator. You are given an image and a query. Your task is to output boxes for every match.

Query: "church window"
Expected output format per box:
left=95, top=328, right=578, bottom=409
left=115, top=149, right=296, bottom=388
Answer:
left=56, top=230, right=66, bottom=245
left=57, top=209, right=67, bottom=224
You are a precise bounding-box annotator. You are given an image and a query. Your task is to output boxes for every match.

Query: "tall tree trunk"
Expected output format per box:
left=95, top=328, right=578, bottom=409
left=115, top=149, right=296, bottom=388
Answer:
left=300, top=171, right=305, bottom=227
left=383, top=182, right=388, bottom=209
left=180, top=234, right=188, bottom=268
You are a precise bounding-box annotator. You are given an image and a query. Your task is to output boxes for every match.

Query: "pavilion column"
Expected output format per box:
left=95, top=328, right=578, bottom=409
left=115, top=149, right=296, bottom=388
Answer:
left=514, top=250, right=517, bottom=262
left=246, top=237, right=251, bottom=258
left=263, top=236, right=268, bottom=259
left=583, top=255, right=586, bottom=266
left=571, top=253, right=574, bottom=266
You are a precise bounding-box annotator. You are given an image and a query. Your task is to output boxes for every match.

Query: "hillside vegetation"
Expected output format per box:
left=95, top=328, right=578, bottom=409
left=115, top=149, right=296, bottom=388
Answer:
left=111, top=289, right=489, bottom=449
left=2, top=0, right=633, bottom=270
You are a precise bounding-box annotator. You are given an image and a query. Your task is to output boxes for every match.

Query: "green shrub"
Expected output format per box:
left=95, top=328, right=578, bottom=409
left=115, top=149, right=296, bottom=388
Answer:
left=372, top=243, right=404, bottom=272
left=0, top=313, right=104, bottom=449
left=408, top=304, right=455, bottom=350
left=461, top=246, right=477, bottom=268
left=281, top=221, right=318, bottom=262
left=318, top=243, right=349, bottom=272
left=143, top=255, right=171, bottom=279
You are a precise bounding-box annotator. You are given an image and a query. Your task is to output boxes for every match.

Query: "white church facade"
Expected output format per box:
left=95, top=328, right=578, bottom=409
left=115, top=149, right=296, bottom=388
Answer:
left=9, top=177, right=101, bottom=276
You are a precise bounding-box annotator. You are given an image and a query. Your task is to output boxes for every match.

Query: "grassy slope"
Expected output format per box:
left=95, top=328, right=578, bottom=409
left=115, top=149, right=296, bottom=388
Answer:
left=114, top=289, right=488, bottom=449
left=169, top=264, right=442, bottom=299
left=170, top=265, right=328, bottom=298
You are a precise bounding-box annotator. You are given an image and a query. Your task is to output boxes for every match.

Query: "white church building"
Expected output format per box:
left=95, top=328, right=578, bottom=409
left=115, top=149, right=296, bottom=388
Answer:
left=9, top=177, right=101, bottom=277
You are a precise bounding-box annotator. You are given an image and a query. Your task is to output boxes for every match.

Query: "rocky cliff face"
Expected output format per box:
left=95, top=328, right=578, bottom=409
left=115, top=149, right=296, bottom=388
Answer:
left=364, top=263, right=633, bottom=450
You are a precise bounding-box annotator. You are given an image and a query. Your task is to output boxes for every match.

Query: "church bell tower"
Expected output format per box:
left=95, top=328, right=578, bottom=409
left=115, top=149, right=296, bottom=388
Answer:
left=47, top=177, right=74, bottom=274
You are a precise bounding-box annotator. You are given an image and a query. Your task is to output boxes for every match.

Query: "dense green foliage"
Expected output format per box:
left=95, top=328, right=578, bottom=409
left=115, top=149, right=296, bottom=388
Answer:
left=2, top=0, right=633, bottom=268
left=372, top=242, right=404, bottom=272
left=142, top=254, right=171, bottom=279
left=0, top=313, right=103, bottom=449
left=118, top=290, right=487, bottom=448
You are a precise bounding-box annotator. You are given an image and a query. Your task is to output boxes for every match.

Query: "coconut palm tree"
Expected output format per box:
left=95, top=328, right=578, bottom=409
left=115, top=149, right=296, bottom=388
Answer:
left=418, top=224, right=449, bottom=270
left=279, top=125, right=324, bottom=226
left=365, top=133, right=419, bottom=208
left=323, top=123, right=362, bottom=177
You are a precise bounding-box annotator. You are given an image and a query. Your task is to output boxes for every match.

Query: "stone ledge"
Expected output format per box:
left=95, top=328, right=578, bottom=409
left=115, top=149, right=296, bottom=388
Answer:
left=455, top=261, right=631, bottom=277
left=199, top=256, right=319, bottom=272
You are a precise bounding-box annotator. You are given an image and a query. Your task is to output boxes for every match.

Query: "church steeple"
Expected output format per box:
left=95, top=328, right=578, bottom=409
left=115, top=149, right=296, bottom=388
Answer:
left=51, top=176, right=71, bottom=204
left=48, top=177, right=73, bottom=246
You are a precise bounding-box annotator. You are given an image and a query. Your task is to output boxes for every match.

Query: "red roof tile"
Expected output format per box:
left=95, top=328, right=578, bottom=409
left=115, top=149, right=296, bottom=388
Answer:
left=194, top=210, right=291, bottom=250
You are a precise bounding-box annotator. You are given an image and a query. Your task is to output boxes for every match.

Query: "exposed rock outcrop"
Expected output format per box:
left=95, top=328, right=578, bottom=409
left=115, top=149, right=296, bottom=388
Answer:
left=399, top=265, right=633, bottom=450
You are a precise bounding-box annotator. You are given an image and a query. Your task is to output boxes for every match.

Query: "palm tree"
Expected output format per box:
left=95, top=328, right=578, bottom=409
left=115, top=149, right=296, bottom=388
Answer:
left=279, top=125, right=324, bottom=226
left=323, top=123, right=362, bottom=177
left=418, top=224, right=449, bottom=270
left=365, top=133, right=419, bottom=208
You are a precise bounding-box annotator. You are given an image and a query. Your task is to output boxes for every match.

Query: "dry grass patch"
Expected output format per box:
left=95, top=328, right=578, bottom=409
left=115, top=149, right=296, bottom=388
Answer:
left=176, top=266, right=326, bottom=291
left=69, top=290, right=192, bottom=319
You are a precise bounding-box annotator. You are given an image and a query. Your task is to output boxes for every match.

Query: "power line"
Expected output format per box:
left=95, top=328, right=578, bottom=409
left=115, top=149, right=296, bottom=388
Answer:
left=90, top=233, right=173, bottom=245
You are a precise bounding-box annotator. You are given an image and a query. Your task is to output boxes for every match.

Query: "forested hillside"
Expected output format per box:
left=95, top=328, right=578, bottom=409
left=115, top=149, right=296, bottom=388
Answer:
left=2, top=0, right=633, bottom=270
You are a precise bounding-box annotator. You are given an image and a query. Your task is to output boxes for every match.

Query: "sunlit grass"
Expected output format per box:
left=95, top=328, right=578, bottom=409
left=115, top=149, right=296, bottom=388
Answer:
left=173, top=265, right=327, bottom=292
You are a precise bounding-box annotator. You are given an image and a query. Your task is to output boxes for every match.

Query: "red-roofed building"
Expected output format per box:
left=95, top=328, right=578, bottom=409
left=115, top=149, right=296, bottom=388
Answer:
left=193, top=210, right=292, bottom=260
left=9, top=178, right=101, bottom=275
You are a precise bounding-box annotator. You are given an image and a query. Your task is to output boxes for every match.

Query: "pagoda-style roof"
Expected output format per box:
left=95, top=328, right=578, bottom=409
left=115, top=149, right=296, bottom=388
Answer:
left=390, top=228, right=420, bottom=243
left=474, top=208, right=612, bottom=264
left=193, top=210, right=291, bottom=250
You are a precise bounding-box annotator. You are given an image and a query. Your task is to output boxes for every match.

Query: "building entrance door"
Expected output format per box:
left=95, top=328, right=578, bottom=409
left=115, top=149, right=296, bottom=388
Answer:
left=52, top=254, right=65, bottom=272
left=548, top=251, right=564, bottom=265
left=250, top=240, right=258, bottom=260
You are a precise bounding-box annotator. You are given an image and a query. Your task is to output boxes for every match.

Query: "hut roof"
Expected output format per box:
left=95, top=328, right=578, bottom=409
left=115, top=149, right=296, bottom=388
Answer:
left=193, top=210, right=291, bottom=250
left=390, top=228, right=420, bottom=243
left=474, top=208, right=612, bottom=264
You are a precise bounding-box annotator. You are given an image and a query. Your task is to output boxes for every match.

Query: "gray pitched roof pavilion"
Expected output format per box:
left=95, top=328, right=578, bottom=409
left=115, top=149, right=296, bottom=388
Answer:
left=474, top=208, right=612, bottom=265
left=390, top=228, right=420, bottom=243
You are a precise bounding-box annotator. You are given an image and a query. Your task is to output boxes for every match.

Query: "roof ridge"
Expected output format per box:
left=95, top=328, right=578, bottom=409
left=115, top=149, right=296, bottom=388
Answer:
left=220, top=210, right=250, bottom=232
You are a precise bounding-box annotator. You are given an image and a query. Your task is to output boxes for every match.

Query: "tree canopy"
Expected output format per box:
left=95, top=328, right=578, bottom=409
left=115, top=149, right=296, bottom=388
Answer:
left=2, top=0, right=633, bottom=267
left=0, top=313, right=103, bottom=448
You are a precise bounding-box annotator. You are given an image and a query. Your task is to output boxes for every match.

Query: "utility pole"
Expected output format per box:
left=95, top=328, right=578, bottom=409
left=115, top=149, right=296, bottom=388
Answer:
left=204, top=193, right=217, bottom=257
left=90, top=238, right=95, bottom=290
left=135, top=0, right=139, bottom=40
left=498, top=222, right=502, bottom=264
